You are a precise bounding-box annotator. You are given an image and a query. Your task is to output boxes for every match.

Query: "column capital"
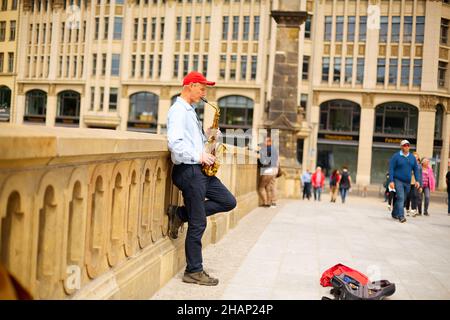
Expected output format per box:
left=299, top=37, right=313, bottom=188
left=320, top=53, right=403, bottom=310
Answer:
left=419, top=95, right=438, bottom=112
left=361, top=93, right=375, bottom=109
left=271, top=11, right=308, bottom=28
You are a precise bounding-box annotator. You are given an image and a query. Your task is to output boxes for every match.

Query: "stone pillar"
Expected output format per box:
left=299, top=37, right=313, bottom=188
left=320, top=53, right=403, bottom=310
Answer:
left=439, top=106, right=450, bottom=190
left=119, top=85, right=129, bottom=131
left=416, top=95, right=437, bottom=159
left=160, top=0, right=176, bottom=82
left=158, top=86, right=171, bottom=134
left=356, top=94, right=375, bottom=186
left=364, top=0, right=380, bottom=89
left=46, top=84, right=57, bottom=127
left=207, top=0, right=223, bottom=82
left=308, top=91, right=320, bottom=171
left=421, top=0, right=441, bottom=92
left=15, top=84, right=25, bottom=124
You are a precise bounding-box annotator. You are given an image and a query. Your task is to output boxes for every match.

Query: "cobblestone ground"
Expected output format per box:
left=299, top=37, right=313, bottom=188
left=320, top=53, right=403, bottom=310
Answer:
left=152, top=195, right=450, bottom=300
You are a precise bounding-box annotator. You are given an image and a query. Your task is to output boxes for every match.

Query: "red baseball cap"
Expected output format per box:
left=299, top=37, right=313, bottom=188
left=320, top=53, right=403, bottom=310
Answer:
left=182, top=71, right=215, bottom=86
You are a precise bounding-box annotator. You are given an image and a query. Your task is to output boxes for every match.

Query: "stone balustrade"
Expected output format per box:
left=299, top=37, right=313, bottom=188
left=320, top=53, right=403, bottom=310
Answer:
left=0, top=125, right=259, bottom=299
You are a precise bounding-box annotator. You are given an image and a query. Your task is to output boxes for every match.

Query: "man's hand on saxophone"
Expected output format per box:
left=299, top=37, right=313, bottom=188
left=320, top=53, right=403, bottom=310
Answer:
left=200, top=152, right=216, bottom=166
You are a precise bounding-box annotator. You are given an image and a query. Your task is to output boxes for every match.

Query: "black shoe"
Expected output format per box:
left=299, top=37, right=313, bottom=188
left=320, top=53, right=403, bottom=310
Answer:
left=167, top=205, right=184, bottom=239
left=399, top=217, right=407, bottom=223
left=424, top=212, right=429, bottom=216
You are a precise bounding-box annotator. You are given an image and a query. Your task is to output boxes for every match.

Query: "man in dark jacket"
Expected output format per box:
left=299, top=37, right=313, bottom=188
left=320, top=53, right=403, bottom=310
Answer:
left=388, top=140, right=421, bottom=223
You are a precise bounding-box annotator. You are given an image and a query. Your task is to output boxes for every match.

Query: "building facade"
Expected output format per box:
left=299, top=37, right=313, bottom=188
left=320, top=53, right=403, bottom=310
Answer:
left=2, top=0, right=450, bottom=189
left=0, top=0, right=19, bottom=122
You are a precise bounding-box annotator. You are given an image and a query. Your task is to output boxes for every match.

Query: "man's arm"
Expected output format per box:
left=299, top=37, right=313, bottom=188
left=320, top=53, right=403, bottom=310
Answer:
left=388, top=154, right=396, bottom=183
left=413, top=157, right=421, bottom=187
left=167, top=109, right=201, bottom=163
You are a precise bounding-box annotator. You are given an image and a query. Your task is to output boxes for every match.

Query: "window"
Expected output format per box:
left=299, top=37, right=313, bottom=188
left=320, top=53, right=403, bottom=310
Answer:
left=416, top=16, right=425, bottom=43
left=413, top=59, right=422, bottom=86
left=158, top=54, right=162, bottom=77
left=128, top=92, right=159, bottom=132
left=12, top=0, right=17, bottom=10
left=345, top=57, right=353, bottom=83
left=173, top=54, right=179, bottom=77
left=176, top=16, right=181, bottom=40
left=95, top=18, right=99, bottom=40
left=134, top=18, right=139, bottom=41
left=222, top=16, right=229, bottom=40
left=151, top=17, right=156, bottom=40
left=404, top=16, right=413, bottom=43
left=230, top=55, right=236, bottom=80
left=92, top=54, right=97, bottom=75
left=379, top=16, right=388, bottom=43
left=0, top=21, right=6, bottom=41
left=324, top=16, right=332, bottom=41
left=185, top=17, right=191, bottom=40
left=90, top=87, right=95, bottom=111
left=73, top=56, right=77, bottom=77
left=160, top=17, right=164, bottom=40
left=335, top=16, right=344, bottom=41
left=1, top=0, right=7, bottom=10
left=302, top=56, right=310, bottom=80
left=101, top=54, right=106, bottom=75
left=359, top=16, right=367, bottom=42
left=140, top=55, right=145, bottom=77
left=253, top=16, right=259, bottom=40
left=391, top=16, right=400, bottom=43
left=356, top=58, right=364, bottom=84
left=243, top=16, right=250, bottom=40
left=0, top=53, right=3, bottom=72
left=113, top=17, right=122, bottom=40
left=305, top=15, right=311, bottom=39
left=322, top=57, right=330, bottom=81
left=9, top=20, right=15, bottom=41
left=57, top=91, right=80, bottom=119
left=347, top=16, right=355, bottom=42
left=377, top=58, right=386, bottom=84
left=441, top=18, right=449, bottom=46
left=220, top=55, right=226, bottom=79
left=401, top=59, right=410, bottom=85
left=202, top=55, right=208, bottom=76
left=25, top=90, right=47, bottom=118
left=111, top=54, right=120, bottom=76
left=435, top=105, right=444, bottom=139
left=300, top=94, right=308, bottom=109
left=100, top=87, right=104, bottom=110
left=109, top=88, right=118, bottom=111
left=388, top=59, right=398, bottom=84
left=193, top=54, right=199, bottom=72
left=438, top=61, right=447, bottom=87
left=148, top=55, right=154, bottom=78
left=232, top=16, right=239, bottom=40
left=319, top=100, right=360, bottom=133
left=374, top=103, right=418, bottom=136
left=104, top=17, right=109, bottom=40
left=142, top=17, right=147, bottom=40
left=66, top=55, right=70, bottom=78
left=183, top=54, right=189, bottom=76
left=218, top=95, right=254, bottom=129
left=333, top=57, right=341, bottom=83
left=240, top=55, right=247, bottom=80
left=251, top=56, right=257, bottom=80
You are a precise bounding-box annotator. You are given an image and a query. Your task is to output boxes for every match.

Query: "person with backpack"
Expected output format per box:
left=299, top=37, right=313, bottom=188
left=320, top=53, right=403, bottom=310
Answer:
left=330, top=169, right=341, bottom=203
left=312, top=166, right=325, bottom=201
left=339, top=167, right=352, bottom=204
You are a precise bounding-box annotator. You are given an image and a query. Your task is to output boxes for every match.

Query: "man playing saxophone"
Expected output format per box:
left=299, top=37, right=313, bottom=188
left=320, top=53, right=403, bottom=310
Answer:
left=166, top=71, right=237, bottom=286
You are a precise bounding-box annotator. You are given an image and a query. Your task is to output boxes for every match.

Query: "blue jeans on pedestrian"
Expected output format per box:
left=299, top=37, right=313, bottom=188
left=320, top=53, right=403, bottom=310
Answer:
left=340, top=188, right=349, bottom=203
left=393, top=179, right=410, bottom=219
left=313, top=187, right=322, bottom=201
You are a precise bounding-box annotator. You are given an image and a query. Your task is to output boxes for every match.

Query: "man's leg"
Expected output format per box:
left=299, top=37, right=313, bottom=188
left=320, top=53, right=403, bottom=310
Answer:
left=424, top=187, right=430, bottom=215
left=204, top=176, right=237, bottom=216
left=258, top=175, right=271, bottom=206
left=269, top=175, right=277, bottom=205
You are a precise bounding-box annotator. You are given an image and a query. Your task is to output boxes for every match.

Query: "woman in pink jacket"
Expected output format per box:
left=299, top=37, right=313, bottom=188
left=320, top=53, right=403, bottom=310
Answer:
left=418, top=158, right=436, bottom=216
left=312, top=166, right=325, bottom=201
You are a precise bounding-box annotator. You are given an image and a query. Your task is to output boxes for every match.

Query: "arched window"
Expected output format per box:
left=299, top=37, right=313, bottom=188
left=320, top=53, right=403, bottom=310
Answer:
left=374, top=102, right=418, bottom=137
left=25, top=89, right=47, bottom=123
left=128, top=92, right=159, bottom=133
left=0, top=86, right=11, bottom=122
left=319, top=100, right=360, bottom=133
left=170, top=94, right=204, bottom=123
left=218, top=95, right=254, bottom=129
left=56, top=90, right=80, bottom=126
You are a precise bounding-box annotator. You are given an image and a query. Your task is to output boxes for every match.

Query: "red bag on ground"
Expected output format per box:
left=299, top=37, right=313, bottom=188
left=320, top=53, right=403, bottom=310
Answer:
left=320, top=264, right=369, bottom=287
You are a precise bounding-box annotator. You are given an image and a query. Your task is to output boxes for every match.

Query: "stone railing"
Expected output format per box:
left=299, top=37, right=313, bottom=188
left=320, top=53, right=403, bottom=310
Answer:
left=0, top=125, right=259, bottom=299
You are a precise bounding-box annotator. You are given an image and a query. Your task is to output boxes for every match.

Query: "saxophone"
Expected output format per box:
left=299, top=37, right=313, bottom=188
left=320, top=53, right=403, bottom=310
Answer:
left=201, top=97, right=226, bottom=176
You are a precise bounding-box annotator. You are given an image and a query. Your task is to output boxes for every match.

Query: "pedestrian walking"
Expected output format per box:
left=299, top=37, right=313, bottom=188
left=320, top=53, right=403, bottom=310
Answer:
left=329, top=169, right=341, bottom=203
left=339, top=167, right=352, bottom=204
left=257, top=137, right=279, bottom=208
left=312, top=167, right=325, bottom=201
left=417, top=157, right=435, bottom=216
left=388, top=140, right=421, bottom=223
left=301, top=169, right=312, bottom=200
left=405, top=152, right=422, bottom=217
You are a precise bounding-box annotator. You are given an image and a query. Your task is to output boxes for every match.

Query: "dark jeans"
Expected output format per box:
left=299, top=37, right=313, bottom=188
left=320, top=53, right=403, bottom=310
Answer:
left=340, top=187, right=349, bottom=203
left=405, top=185, right=419, bottom=210
left=303, top=182, right=312, bottom=200
left=313, top=187, right=322, bottom=201
left=393, top=179, right=410, bottom=219
left=418, top=187, right=430, bottom=214
left=448, top=190, right=450, bottom=214
left=171, top=164, right=237, bottom=273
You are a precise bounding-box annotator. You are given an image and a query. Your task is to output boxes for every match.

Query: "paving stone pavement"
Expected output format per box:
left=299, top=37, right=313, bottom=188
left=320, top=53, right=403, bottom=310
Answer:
left=151, top=195, right=450, bottom=300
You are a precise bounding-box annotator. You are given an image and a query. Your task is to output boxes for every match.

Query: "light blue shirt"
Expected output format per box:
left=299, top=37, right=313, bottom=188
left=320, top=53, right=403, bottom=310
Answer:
left=167, top=97, right=207, bottom=165
left=302, top=172, right=312, bottom=184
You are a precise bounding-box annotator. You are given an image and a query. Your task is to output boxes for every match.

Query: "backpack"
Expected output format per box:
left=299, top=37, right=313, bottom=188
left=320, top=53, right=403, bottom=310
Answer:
left=330, top=175, right=337, bottom=187
left=340, top=172, right=350, bottom=189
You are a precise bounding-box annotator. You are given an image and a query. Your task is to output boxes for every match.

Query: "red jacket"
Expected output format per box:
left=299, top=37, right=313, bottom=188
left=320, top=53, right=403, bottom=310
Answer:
left=312, top=172, right=325, bottom=188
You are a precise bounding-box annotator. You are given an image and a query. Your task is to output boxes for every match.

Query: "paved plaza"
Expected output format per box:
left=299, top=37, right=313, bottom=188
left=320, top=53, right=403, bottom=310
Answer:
left=152, top=195, right=450, bottom=300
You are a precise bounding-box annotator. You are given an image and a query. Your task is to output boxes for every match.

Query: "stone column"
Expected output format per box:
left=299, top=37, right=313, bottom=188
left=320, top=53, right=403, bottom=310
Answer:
left=439, top=105, right=450, bottom=190
left=364, top=0, right=380, bottom=89
left=119, top=85, right=129, bottom=131
left=356, top=94, right=375, bottom=186
left=46, top=84, right=57, bottom=127
left=160, top=0, right=176, bottom=82
left=416, top=95, right=437, bottom=159
left=308, top=91, right=320, bottom=171
left=421, top=0, right=441, bottom=92
left=207, top=0, right=223, bottom=82
left=15, top=84, right=25, bottom=124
